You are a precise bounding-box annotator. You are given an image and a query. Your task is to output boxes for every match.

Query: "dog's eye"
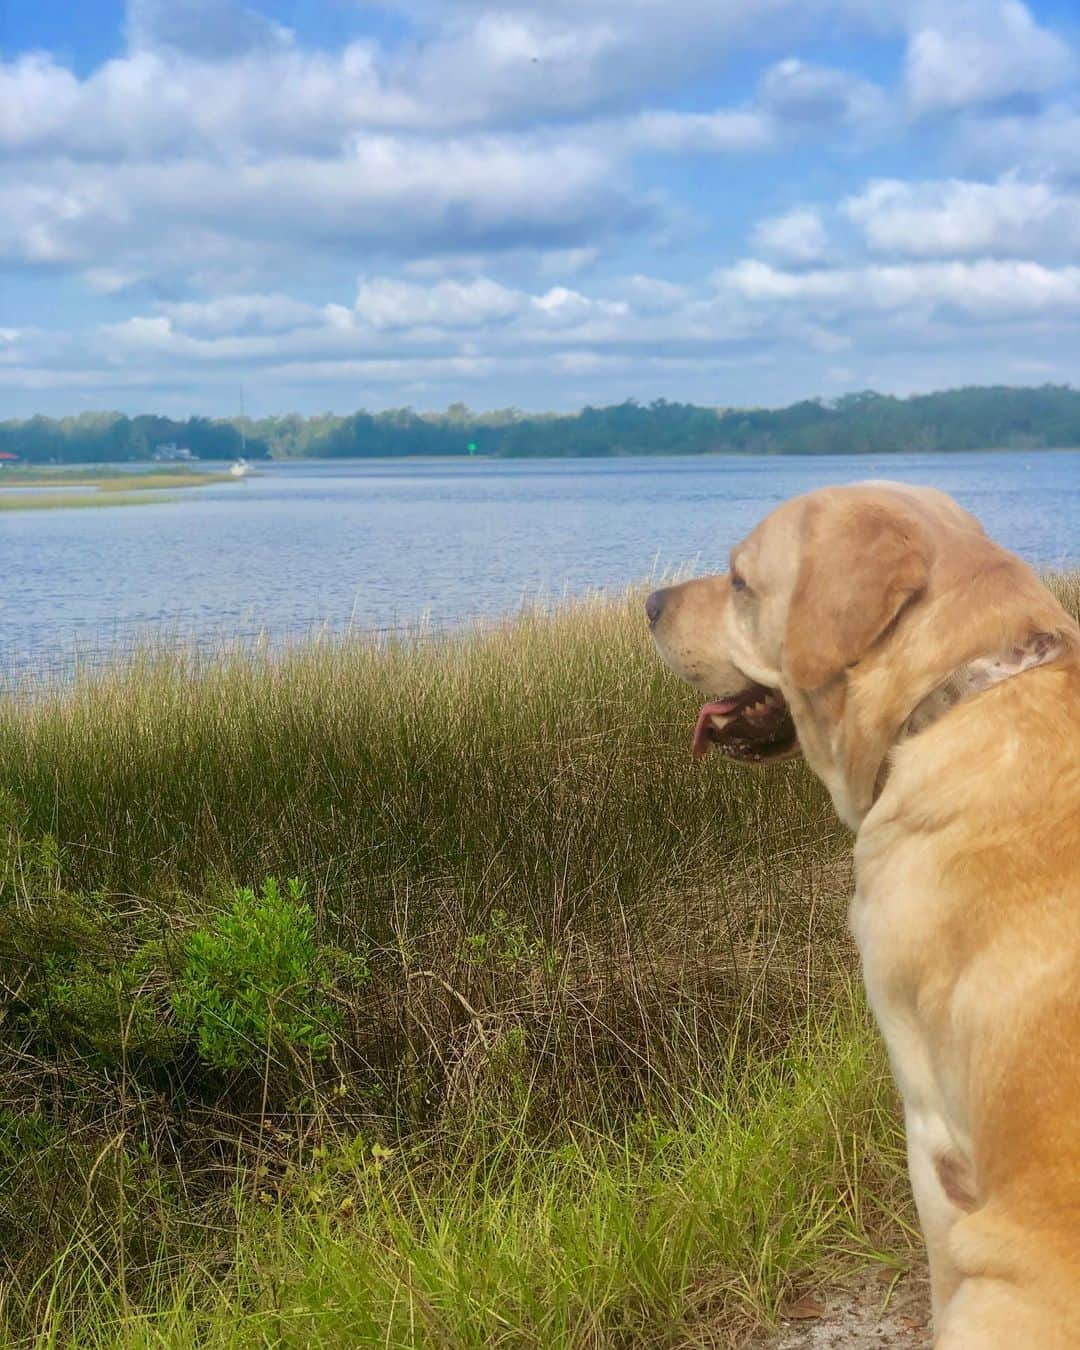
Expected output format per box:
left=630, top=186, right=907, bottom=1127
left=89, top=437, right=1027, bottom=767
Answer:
left=730, top=572, right=748, bottom=593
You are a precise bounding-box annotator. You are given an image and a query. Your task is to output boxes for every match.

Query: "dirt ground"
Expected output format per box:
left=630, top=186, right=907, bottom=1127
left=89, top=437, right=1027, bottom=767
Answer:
left=753, top=1268, right=931, bottom=1349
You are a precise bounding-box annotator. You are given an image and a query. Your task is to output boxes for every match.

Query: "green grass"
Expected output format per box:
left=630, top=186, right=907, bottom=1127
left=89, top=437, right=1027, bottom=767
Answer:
left=0, top=491, right=170, bottom=512
left=0, top=468, right=237, bottom=491
left=0, top=467, right=239, bottom=510
left=21, top=999, right=912, bottom=1349
left=2, top=576, right=1076, bottom=1346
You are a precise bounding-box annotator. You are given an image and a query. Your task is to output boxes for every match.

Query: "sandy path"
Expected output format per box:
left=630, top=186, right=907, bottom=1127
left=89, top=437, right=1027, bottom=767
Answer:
left=754, top=1268, right=931, bottom=1349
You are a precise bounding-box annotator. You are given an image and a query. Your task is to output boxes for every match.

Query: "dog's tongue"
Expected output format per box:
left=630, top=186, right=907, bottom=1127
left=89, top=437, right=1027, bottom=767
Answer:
left=692, top=699, right=742, bottom=758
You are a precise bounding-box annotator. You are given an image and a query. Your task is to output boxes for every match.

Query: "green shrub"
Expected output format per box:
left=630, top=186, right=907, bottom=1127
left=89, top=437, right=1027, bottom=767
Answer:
left=0, top=808, right=180, bottom=1069
left=25, top=942, right=180, bottom=1066
left=172, top=877, right=340, bottom=1072
left=463, top=906, right=545, bottom=968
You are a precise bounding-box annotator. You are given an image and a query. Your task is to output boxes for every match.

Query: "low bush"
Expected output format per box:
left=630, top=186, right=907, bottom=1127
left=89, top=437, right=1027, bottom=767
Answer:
left=172, top=877, right=343, bottom=1073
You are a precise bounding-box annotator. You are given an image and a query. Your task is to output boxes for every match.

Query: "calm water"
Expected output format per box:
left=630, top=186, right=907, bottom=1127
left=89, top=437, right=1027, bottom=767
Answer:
left=4, top=452, right=1078, bottom=680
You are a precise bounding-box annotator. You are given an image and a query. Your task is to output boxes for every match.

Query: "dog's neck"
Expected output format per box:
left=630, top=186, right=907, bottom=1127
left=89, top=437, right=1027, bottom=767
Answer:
left=871, top=630, right=1065, bottom=805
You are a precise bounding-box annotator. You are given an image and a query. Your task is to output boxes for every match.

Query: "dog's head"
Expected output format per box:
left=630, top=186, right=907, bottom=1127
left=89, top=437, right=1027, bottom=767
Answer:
left=647, top=482, right=1061, bottom=826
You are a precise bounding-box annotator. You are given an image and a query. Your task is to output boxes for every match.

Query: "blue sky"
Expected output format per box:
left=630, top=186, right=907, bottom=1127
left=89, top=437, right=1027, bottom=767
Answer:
left=2, top=0, right=1079, bottom=417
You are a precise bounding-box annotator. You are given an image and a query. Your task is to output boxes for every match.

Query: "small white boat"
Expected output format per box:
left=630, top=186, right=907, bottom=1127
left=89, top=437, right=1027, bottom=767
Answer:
left=229, top=458, right=249, bottom=478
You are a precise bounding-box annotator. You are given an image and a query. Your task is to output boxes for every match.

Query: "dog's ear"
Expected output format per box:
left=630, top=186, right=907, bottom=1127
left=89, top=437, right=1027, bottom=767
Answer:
left=785, top=499, right=932, bottom=690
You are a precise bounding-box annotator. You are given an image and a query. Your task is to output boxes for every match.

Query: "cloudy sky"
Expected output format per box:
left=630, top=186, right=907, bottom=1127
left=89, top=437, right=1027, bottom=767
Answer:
left=3, top=0, right=1079, bottom=417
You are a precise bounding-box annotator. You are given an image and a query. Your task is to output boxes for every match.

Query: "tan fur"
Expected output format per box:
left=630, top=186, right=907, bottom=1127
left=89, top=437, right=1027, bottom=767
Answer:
left=785, top=497, right=933, bottom=690
left=648, top=483, right=1080, bottom=1346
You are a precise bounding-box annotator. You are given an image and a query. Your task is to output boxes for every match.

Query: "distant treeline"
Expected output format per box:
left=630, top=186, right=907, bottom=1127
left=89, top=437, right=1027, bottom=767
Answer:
left=4, top=385, right=1080, bottom=463
left=0, top=412, right=255, bottom=465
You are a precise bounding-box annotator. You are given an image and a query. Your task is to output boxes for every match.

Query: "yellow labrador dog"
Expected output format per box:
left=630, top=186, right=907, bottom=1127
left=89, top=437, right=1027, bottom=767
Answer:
left=646, top=483, right=1080, bottom=1347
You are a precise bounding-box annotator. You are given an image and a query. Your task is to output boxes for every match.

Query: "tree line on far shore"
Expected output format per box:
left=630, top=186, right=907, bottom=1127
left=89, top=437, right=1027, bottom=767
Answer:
left=3, top=385, right=1080, bottom=464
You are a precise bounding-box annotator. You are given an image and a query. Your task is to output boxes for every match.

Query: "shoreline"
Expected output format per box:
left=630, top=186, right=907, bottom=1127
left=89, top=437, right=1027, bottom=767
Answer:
left=4, top=442, right=1079, bottom=470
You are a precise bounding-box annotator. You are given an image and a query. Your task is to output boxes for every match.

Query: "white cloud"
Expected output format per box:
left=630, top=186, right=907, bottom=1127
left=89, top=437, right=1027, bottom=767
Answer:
left=390, top=0, right=880, bottom=122
left=6, top=0, right=1080, bottom=414
left=759, top=57, right=886, bottom=130
left=0, top=1, right=905, bottom=312
left=0, top=2, right=900, bottom=162
left=906, top=1, right=1072, bottom=116
left=7, top=239, right=1080, bottom=411
left=126, top=0, right=292, bottom=59
left=530, top=285, right=629, bottom=327
left=352, top=277, right=526, bottom=330
left=845, top=178, right=1080, bottom=259
left=629, top=109, right=773, bottom=154
left=400, top=10, right=624, bottom=124
left=621, top=274, right=693, bottom=314
left=752, top=208, right=830, bottom=264
left=0, top=134, right=634, bottom=287
left=157, top=294, right=327, bottom=338
left=60, top=246, right=1079, bottom=415
left=0, top=327, right=27, bottom=370
left=0, top=46, right=423, bottom=159
left=0, top=23, right=899, bottom=305
left=80, top=250, right=1080, bottom=388
left=0, top=54, right=82, bottom=150
left=63, top=270, right=753, bottom=386
left=625, top=58, right=887, bottom=157
left=956, top=104, right=1080, bottom=181
left=403, top=246, right=601, bottom=280
left=77, top=273, right=662, bottom=382
left=721, top=257, right=1080, bottom=318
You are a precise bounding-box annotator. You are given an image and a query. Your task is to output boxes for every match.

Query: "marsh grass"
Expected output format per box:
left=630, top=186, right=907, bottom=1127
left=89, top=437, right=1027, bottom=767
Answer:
left=0, top=469, right=237, bottom=510
left=0, top=468, right=236, bottom=491
left=18, top=997, right=913, bottom=1350
left=2, top=576, right=1076, bottom=1346
left=0, top=491, right=171, bottom=512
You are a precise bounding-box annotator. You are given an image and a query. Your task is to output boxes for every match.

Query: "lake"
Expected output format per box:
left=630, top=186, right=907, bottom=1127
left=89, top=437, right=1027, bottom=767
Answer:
left=4, top=451, right=1079, bottom=682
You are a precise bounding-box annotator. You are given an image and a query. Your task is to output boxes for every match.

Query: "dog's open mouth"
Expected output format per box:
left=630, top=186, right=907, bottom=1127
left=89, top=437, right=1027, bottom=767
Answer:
left=691, top=684, right=799, bottom=763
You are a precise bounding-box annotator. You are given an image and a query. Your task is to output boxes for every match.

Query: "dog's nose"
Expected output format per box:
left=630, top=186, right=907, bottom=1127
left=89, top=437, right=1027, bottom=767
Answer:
left=645, top=589, right=667, bottom=627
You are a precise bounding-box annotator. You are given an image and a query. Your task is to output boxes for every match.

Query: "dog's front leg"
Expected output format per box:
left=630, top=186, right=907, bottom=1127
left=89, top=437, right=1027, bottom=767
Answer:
left=904, top=1107, right=970, bottom=1326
